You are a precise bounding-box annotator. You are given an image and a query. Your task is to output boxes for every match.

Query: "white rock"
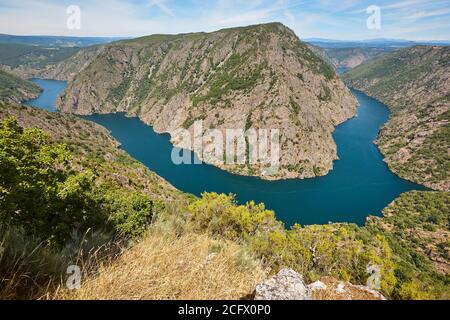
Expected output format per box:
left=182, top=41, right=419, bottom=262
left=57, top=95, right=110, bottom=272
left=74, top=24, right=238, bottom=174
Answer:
left=309, top=280, right=327, bottom=291
left=336, top=283, right=346, bottom=294
left=254, top=269, right=311, bottom=300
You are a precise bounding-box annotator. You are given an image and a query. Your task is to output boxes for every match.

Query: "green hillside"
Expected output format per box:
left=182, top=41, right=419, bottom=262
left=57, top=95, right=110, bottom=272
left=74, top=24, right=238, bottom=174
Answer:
left=344, top=46, right=450, bottom=191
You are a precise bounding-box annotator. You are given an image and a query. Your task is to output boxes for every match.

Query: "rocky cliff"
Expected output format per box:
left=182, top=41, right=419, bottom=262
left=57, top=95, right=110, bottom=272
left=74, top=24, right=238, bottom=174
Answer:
left=344, top=46, right=449, bottom=191
left=57, top=23, right=358, bottom=180
left=323, top=47, right=394, bottom=70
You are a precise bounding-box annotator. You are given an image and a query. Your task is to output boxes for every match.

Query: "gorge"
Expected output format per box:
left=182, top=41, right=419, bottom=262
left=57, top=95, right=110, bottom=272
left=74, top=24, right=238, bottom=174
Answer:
left=25, top=78, right=425, bottom=226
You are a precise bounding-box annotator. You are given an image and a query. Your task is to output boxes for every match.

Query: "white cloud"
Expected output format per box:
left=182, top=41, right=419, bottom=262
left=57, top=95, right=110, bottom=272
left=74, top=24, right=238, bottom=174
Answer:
left=349, top=0, right=435, bottom=14
left=147, top=0, right=175, bottom=17
left=401, top=8, right=450, bottom=20
left=284, top=10, right=296, bottom=30
left=0, top=0, right=447, bottom=40
left=382, top=0, right=434, bottom=10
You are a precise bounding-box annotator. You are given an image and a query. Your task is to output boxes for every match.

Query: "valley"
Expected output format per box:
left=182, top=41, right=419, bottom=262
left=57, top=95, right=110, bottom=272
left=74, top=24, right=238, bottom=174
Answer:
left=344, top=46, right=450, bottom=191
left=55, top=23, right=358, bottom=180
left=1, top=98, right=448, bottom=300
left=0, top=19, right=448, bottom=302
left=27, top=78, right=425, bottom=226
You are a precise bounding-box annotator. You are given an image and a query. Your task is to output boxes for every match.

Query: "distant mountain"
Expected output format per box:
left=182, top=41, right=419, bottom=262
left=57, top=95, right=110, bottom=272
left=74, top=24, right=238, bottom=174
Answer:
left=344, top=45, right=450, bottom=191
left=0, top=43, right=104, bottom=82
left=306, top=38, right=450, bottom=72
left=0, top=34, right=125, bottom=48
left=316, top=46, right=396, bottom=71
left=304, top=38, right=450, bottom=49
left=0, top=35, right=124, bottom=77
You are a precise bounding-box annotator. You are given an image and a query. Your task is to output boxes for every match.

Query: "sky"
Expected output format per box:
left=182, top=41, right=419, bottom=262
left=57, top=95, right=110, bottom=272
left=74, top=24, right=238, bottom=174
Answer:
left=0, top=0, right=449, bottom=41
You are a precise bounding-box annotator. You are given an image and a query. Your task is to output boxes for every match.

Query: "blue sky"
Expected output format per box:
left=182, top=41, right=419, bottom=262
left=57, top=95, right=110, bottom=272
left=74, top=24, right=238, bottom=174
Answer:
left=0, top=0, right=449, bottom=40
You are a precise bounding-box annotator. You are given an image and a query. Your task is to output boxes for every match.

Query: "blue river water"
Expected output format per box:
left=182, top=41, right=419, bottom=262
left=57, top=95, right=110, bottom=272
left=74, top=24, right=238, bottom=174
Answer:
left=25, top=79, right=426, bottom=226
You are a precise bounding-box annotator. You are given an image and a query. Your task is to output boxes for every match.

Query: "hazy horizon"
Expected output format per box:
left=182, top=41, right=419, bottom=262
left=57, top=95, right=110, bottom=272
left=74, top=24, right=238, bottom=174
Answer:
left=1, top=25, right=449, bottom=44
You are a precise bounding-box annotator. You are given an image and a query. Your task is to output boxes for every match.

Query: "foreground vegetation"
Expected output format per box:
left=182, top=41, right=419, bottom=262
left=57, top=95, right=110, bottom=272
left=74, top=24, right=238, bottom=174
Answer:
left=366, top=192, right=449, bottom=299
left=0, top=107, right=448, bottom=300
left=0, top=104, right=187, bottom=298
left=60, top=230, right=267, bottom=300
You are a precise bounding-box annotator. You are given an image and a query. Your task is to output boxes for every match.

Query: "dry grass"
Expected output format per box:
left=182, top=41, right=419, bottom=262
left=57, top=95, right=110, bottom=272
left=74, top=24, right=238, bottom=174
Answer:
left=0, top=227, right=123, bottom=300
left=310, top=277, right=385, bottom=300
left=58, top=231, right=267, bottom=300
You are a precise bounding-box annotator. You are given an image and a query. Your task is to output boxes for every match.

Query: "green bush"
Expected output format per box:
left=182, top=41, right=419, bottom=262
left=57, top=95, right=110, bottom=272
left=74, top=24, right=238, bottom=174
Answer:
left=186, top=192, right=397, bottom=295
left=101, top=186, right=161, bottom=239
left=289, top=97, right=300, bottom=115
left=187, top=193, right=282, bottom=241
left=0, top=117, right=157, bottom=246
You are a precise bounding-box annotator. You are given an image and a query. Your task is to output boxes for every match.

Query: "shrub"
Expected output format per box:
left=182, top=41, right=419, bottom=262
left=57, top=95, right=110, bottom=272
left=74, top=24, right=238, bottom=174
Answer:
left=101, top=186, right=162, bottom=240
left=187, top=193, right=282, bottom=242
left=0, top=226, right=116, bottom=299
left=186, top=193, right=397, bottom=295
left=0, top=117, right=108, bottom=245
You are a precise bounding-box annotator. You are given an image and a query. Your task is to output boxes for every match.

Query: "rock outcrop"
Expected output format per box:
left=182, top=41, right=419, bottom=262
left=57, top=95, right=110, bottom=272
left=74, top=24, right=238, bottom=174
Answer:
left=255, top=269, right=311, bottom=300
left=254, top=269, right=385, bottom=300
left=56, top=23, right=358, bottom=180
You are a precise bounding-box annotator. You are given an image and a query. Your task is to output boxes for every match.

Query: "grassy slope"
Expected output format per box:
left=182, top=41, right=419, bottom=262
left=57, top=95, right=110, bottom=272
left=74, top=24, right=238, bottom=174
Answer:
left=0, top=70, right=41, bottom=104
left=344, top=46, right=450, bottom=191
left=1, top=103, right=264, bottom=300
left=54, top=190, right=449, bottom=300
left=60, top=231, right=267, bottom=300
left=0, top=103, right=193, bottom=299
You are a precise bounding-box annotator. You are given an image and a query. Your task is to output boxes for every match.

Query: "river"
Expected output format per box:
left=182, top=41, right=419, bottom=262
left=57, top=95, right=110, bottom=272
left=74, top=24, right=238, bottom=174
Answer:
left=24, top=79, right=425, bottom=226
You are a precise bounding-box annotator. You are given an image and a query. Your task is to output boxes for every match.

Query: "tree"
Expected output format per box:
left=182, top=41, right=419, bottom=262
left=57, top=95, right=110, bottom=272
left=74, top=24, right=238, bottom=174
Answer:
left=0, top=117, right=106, bottom=245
